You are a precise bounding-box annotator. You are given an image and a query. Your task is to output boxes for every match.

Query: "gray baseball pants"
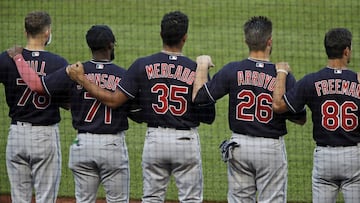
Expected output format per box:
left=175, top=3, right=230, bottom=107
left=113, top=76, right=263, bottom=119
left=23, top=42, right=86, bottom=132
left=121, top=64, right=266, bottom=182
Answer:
left=68, top=132, right=129, bottom=203
left=6, top=122, right=61, bottom=203
left=312, top=144, right=360, bottom=203
left=227, top=133, right=287, bottom=203
left=141, top=127, right=203, bottom=203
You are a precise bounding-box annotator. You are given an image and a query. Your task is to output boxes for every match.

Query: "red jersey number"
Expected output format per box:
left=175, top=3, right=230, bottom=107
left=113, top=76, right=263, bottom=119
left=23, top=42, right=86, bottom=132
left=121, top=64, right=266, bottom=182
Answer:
left=17, top=78, right=50, bottom=109
left=236, top=90, right=273, bottom=123
left=321, top=100, right=358, bottom=131
left=84, top=92, right=112, bottom=124
left=151, top=84, right=188, bottom=116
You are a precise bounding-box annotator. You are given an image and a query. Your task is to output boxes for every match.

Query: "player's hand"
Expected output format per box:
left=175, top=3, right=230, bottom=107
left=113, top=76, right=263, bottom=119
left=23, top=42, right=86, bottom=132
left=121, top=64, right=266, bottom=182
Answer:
left=276, top=62, right=291, bottom=74
left=196, top=55, right=215, bottom=70
left=357, top=72, right=360, bottom=83
left=7, top=46, right=23, bottom=58
left=66, top=62, right=85, bottom=82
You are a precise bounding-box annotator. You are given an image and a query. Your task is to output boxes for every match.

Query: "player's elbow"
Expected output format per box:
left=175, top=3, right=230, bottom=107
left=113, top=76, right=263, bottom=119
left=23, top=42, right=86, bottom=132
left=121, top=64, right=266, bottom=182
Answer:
left=297, top=117, right=307, bottom=125
left=272, top=102, right=288, bottom=114
left=106, top=101, right=122, bottom=109
left=31, top=86, right=46, bottom=95
left=290, top=117, right=307, bottom=126
left=106, top=92, right=129, bottom=109
left=106, top=98, right=126, bottom=109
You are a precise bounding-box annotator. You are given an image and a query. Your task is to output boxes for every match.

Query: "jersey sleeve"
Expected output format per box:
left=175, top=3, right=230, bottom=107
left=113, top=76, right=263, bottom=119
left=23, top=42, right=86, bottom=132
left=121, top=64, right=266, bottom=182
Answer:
left=126, top=96, right=145, bottom=123
left=192, top=102, right=216, bottom=124
left=0, top=52, right=10, bottom=84
left=118, top=59, right=141, bottom=99
left=194, top=65, right=230, bottom=104
left=283, top=73, right=307, bottom=119
left=42, top=67, right=73, bottom=95
left=284, top=76, right=308, bottom=113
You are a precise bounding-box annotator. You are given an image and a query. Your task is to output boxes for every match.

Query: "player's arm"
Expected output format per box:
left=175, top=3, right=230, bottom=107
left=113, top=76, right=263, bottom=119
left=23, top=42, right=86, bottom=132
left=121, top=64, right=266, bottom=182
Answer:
left=192, top=55, right=214, bottom=101
left=7, top=46, right=46, bottom=94
left=287, top=111, right=306, bottom=125
left=193, top=103, right=216, bottom=124
left=272, top=62, right=291, bottom=114
left=66, top=62, right=129, bottom=109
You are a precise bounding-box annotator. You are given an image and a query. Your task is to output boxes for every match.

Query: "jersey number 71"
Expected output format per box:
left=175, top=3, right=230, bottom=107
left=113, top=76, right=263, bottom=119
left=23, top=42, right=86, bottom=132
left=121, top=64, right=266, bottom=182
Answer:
left=84, top=92, right=112, bottom=124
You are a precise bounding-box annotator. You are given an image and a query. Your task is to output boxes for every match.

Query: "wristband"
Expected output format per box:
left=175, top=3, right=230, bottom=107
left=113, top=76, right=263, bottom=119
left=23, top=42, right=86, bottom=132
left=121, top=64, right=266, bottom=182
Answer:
left=277, top=69, right=288, bottom=75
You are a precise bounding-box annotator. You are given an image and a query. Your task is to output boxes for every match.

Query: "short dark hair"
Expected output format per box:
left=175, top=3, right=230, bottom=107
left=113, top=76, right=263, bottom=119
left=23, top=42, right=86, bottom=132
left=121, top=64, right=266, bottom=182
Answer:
left=25, top=11, right=51, bottom=36
left=86, top=25, right=116, bottom=51
left=324, top=28, right=352, bottom=59
left=160, top=11, right=188, bottom=46
left=243, top=16, right=272, bottom=51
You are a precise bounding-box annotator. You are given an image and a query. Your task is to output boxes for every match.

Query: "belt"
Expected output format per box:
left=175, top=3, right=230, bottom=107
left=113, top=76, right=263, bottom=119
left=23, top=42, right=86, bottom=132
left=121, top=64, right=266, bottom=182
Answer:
left=316, top=143, right=359, bottom=147
left=77, top=130, right=124, bottom=134
left=11, top=121, right=48, bottom=126
left=147, top=124, right=191, bottom=130
left=232, top=131, right=280, bottom=140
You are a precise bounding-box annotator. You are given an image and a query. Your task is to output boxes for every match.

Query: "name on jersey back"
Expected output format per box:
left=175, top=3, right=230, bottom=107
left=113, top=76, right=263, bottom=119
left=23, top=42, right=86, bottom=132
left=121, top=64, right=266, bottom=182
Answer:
left=145, top=63, right=195, bottom=85
left=315, top=79, right=360, bottom=98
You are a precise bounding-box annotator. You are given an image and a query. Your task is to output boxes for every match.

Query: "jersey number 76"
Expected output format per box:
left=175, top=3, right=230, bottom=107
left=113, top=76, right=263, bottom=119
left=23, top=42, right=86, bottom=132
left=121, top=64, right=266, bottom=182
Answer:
left=17, top=78, right=50, bottom=109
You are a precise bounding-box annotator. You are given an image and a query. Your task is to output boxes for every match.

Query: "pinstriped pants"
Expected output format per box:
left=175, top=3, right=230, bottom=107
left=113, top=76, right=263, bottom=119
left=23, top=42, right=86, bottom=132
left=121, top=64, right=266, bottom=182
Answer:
left=312, top=144, right=360, bottom=203
left=142, top=127, right=203, bottom=203
left=227, top=133, right=287, bottom=203
left=69, top=132, right=129, bottom=203
left=6, top=123, right=61, bottom=203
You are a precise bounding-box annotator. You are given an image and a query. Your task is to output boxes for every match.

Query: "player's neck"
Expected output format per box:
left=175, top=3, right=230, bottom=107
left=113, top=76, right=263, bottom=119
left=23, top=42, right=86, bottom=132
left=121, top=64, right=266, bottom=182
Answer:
left=92, top=52, right=111, bottom=62
left=327, top=59, right=348, bottom=70
left=25, top=39, right=46, bottom=51
left=248, top=51, right=270, bottom=62
left=161, top=45, right=183, bottom=56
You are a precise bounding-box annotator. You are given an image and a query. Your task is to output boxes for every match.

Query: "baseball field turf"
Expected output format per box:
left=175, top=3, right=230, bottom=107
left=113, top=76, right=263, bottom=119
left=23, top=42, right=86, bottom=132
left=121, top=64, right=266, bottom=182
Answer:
left=0, top=0, right=359, bottom=202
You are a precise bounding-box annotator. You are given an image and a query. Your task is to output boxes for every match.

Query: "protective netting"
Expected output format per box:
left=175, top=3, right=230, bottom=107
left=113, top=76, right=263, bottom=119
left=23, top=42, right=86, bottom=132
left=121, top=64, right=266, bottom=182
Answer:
left=0, top=0, right=359, bottom=202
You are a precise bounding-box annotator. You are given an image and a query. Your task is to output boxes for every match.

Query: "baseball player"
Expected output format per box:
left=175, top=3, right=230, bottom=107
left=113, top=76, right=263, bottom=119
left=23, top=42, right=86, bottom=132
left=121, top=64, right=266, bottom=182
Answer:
left=192, top=16, right=306, bottom=203
left=273, top=28, right=360, bottom=203
left=66, top=11, right=215, bottom=203
left=8, top=25, right=136, bottom=203
left=0, top=11, right=67, bottom=203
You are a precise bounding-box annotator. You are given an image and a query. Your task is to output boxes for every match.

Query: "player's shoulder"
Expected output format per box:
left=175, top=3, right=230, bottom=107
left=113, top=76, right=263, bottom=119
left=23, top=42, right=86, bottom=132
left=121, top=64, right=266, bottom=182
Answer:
left=84, top=60, right=126, bottom=74
left=24, top=49, right=68, bottom=65
left=224, top=58, right=271, bottom=67
left=135, top=52, right=196, bottom=66
left=221, top=59, right=250, bottom=71
left=0, top=50, right=11, bottom=61
left=38, top=50, right=67, bottom=61
left=0, top=51, right=14, bottom=69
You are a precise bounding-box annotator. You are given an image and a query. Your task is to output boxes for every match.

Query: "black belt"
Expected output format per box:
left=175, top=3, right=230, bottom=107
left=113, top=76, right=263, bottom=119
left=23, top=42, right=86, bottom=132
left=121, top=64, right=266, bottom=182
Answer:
left=317, top=143, right=359, bottom=147
left=11, top=121, right=50, bottom=126
left=147, top=124, right=191, bottom=130
left=77, top=130, right=122, bottom=134
left=232, top=131, right=280, bottom=139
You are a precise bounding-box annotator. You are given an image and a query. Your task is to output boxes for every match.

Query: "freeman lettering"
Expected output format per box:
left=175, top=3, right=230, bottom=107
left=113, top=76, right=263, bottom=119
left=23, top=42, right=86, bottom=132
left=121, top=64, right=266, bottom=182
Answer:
left=314, top=79, right=360, bottom=98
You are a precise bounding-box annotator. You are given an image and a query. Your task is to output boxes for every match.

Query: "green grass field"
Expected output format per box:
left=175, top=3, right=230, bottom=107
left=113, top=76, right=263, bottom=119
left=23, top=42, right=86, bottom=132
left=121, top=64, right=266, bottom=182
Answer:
left=1, top=0, right=359, bottom=202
